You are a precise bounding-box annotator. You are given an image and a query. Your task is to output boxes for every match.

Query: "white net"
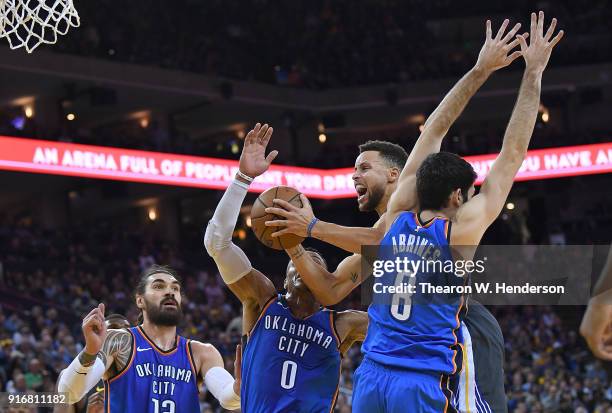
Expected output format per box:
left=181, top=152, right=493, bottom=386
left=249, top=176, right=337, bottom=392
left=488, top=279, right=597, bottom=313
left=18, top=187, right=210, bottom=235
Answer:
left=0, top=0, right=79, bottom=53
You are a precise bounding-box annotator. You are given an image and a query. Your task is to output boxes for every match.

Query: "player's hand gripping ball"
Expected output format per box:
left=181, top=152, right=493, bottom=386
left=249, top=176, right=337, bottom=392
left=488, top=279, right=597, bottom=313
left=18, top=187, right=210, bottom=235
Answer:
left=251, top=186, right=305, bottom=250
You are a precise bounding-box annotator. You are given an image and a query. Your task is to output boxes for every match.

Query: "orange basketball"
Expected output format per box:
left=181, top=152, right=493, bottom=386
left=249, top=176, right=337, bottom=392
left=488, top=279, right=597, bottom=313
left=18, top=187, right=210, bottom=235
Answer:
left=251, top=186, right=305, bottom=250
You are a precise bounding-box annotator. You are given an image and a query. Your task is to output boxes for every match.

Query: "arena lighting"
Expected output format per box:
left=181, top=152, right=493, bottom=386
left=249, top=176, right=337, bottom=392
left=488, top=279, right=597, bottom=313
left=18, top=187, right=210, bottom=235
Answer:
left=237, top=228, right=247, bottom=240
left=231, top=142, right=240, bottom=154
left=319, top=134, right=327, bottom=143
left=66, top=113, right=76, bottom=121
left=148, top=207, right=157, bottom=221
left=237, top=130, right=246, bottom=139
left=0, top=137, right=610, bottom=200
left=317, top=122, right=325, bottom=133
left=139, top=118, right=149, bottom=128
left=539, top=103, right=550, bottom=123
left=24, top=105, right=34, bottom=118
left=245, top=216, right=252, bottom=228
left=11, top=116, right=25, bottom=131
left=506, top=202, right=515, bottom=210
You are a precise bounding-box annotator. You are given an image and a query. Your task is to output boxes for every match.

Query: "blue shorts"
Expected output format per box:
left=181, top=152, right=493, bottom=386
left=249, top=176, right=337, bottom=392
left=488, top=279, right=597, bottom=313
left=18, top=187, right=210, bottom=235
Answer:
left=352, top=358, right=457, bottom=413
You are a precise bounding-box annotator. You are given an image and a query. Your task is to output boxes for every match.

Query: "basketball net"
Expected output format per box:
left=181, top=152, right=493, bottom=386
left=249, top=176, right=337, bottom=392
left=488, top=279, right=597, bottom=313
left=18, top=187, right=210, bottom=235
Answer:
left=0, top=0, right=79, bottom=53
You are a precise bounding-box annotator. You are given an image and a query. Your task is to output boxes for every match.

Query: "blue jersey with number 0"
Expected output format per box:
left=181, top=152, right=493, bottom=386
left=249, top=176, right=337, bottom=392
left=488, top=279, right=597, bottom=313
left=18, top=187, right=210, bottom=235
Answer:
left=104, top=326, right=200, bottom=413
left=241, top=294, right=341, bottom=413
left=362, top=211, right=467, bottom=375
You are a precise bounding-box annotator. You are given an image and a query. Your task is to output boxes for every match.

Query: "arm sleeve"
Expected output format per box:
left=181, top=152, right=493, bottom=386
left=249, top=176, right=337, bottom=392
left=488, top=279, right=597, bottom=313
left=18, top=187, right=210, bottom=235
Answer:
left=57, top=357, right=106, bottom=404
left=204, top=179, right=253, bottom=284
left=204, top=366, right=241, bottom=410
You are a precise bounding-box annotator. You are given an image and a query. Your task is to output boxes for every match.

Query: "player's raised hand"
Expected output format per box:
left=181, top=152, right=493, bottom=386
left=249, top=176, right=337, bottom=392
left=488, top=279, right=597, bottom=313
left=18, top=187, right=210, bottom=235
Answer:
left=475, top=18, right=526, bottom=73
left=239, top=123, right=278, bottom=178
left=82, top=303, right=107, bottom=356
left=517, top=11, right=563, bottom=74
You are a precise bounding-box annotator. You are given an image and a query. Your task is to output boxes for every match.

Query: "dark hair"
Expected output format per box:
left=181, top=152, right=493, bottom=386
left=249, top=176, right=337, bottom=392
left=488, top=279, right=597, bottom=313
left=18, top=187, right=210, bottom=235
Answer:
left=105, top=313, right=127, bottom=322
left=304, top=247, right=328, bottom=270
left=286, top=247, right=328, bottom=274
left=134, top=264, right=181, bottom=324
left=416, top=152, right=477, bottom=210
left=358, top=140, right=408, bottom=170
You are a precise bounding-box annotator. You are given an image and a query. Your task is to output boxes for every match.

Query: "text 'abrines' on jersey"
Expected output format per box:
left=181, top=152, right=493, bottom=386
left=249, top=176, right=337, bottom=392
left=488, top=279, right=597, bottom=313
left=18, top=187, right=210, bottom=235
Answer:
left=363, top=211, right=469, bottom=375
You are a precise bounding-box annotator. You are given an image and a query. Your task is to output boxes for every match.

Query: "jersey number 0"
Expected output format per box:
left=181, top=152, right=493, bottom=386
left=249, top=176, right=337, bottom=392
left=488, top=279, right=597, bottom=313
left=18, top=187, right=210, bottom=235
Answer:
left=281, top=360, right=297, bottom=389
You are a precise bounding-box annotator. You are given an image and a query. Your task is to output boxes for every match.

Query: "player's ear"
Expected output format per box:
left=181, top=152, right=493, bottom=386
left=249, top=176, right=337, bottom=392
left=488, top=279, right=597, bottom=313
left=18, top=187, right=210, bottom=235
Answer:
left=387, top=167, right=400, bottom=183
left=135, top=295, right=144, bottom=310
left=449, top=188, right=462, bottom=207
left=455, top=188, right=464, bottom=206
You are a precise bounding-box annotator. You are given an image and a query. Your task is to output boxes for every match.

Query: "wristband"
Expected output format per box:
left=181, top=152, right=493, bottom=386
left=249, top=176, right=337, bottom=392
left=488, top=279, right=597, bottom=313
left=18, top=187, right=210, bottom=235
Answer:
left=236, top=170, right=254, bottom=184
left=307, top=217, right=319, bottom=238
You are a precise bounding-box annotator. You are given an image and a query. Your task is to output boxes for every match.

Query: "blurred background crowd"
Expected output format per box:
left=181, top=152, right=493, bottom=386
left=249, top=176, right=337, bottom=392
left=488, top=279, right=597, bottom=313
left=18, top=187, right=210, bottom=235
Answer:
left=0, top=215, right=610, bottom=412
left=53, top=0, right=612, bottom=89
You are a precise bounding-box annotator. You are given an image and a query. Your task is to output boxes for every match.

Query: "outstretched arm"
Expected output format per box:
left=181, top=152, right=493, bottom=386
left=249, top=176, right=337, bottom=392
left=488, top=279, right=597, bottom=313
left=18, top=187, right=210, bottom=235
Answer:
left=285, top=246, right=365, bottom=306
left=264, top=196, right=386, bottom=254
left=387, top=19, right=526, bottom=228
left=204, top=123, right=277, bottom=330
left=453, top=12, right=563, bottom=245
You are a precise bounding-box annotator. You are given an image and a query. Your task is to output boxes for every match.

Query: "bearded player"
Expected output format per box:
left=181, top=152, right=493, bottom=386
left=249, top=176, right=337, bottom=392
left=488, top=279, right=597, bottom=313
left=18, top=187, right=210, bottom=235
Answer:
left=274, top=13, right=563, bottom=411
left=58, top=265, right=241, bottom=412
left=204, top=123, right=368, bottom=412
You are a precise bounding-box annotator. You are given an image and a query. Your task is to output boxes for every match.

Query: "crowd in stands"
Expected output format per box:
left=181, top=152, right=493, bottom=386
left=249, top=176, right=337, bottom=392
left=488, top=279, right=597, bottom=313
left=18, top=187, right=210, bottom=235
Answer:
left=0, top=209, right=611, bottom=412
left=52, top=0, right=612, bottom=89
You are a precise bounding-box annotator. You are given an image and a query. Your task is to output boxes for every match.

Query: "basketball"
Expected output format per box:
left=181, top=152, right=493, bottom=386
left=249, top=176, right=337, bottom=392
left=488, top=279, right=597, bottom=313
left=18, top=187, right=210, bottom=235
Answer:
left=251, top=186, right=305, bottom=250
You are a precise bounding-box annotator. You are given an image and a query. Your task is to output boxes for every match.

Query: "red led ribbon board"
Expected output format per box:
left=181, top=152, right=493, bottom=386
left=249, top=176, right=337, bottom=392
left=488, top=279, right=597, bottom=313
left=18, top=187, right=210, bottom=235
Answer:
left=0, top=137, right=610, bottom=199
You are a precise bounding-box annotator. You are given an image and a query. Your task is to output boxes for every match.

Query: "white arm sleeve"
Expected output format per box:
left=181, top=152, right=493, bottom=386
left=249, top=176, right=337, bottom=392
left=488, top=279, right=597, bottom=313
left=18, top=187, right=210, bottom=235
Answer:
left=204, top=179, right=253, bottom=284
left=57, top=356, right=106, bottom=404
left=204, top=366, right=241, bottom=410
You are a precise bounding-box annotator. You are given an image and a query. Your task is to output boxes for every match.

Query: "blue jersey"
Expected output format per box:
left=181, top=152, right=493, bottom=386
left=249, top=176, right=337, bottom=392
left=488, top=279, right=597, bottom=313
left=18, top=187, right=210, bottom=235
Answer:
left=241, top=294, right=342, bottom=413
left=362, top=211, right=467, bottom=375
left=104, top=326, right=200, bottom=413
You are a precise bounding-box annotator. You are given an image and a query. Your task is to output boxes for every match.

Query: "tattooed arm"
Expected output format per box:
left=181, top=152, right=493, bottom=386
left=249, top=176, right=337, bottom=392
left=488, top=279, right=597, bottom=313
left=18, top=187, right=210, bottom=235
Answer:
left=95, top=329, right=133, bottom=377
left=285, top=246, right=366, bottom=306
left=59, top=305, right=133, bottom=403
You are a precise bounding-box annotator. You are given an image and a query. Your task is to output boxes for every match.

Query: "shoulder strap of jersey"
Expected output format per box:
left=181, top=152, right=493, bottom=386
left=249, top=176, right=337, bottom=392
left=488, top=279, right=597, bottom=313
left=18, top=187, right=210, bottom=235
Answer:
left=246, top=294, right=277, bottom=339
left=185, top=339, right=202, bottom=390
left=390, top=210, right=414, bottom=230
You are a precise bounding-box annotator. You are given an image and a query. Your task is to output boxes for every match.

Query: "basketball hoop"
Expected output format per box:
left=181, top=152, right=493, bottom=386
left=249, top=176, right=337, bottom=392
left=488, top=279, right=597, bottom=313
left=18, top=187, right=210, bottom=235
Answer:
left=0, top=0, right=80, bottom=53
